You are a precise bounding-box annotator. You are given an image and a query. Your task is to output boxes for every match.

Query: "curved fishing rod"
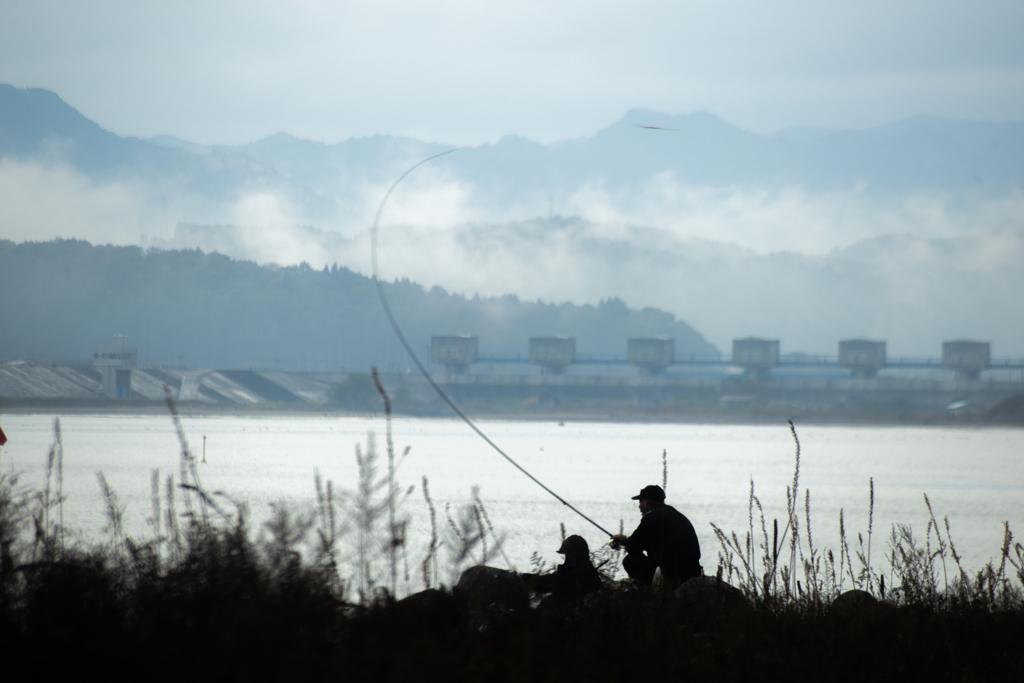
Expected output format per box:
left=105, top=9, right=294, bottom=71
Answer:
left=370, top=151, right=614, bottom=538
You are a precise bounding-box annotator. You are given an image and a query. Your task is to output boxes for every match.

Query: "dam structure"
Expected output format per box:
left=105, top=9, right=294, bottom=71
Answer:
left=1, top=335, right=1021, bottom=416
left=415, top=336, right=1022, bottom=414
left=431, top=335, right=1018, bottom=378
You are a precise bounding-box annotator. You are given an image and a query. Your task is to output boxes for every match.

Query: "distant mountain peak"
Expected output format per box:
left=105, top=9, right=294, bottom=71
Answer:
left=0, top=83, right=110, bottom=154
left=249, top=131, right=316, bottom=148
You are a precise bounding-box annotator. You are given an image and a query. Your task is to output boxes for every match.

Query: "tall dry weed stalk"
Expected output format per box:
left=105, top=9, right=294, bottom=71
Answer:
left=148, top=468, right=161, bottom=564
left=31, top=418, right=66, bottom=561
left=350, top=432, right=387, bottom=600
left=442, top=486, right=509, bottom=582
left=662, top=449, right=668, bottom=493
left=421, top=476, right=439, bottom=589
left=345, top=429, right=414, bottom=601
left=371, top=367, right=399, bottom=595
left=785, top=419, right=801, bottom=597
left=96, top=472, right=125, bottom=556
left=163, top=384, right=209, bottom=526
left=313, top=468, right=347, bottom=590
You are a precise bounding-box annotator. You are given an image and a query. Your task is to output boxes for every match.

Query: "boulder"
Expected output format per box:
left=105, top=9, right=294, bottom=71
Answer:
left=674, top=575, right=748, bottom=625
left=611, top=577, right=651, bottom=598
left=395, top=587, right=448, bottom=614
left=394, top=588, right=459, bottom=628
left=831, top=589, right=878, bottom=610
left=455, top=565, right=528, bottom=611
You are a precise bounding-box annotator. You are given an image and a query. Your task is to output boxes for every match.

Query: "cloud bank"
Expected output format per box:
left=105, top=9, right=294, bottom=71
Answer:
left=0, top=160, right=151, bottom=244
left=145, top=205, right=1024, bottom=357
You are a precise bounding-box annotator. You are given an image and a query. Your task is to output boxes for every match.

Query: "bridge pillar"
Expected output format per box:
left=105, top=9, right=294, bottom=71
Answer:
left=529, top=337, right=575, bottom=375
left=431, top=335, right=478, bottom=378
left=732, top=337, right=779, bottom=378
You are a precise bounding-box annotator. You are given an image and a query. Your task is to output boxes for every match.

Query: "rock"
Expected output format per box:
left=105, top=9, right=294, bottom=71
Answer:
left=674, top=575, right=748, bottom=625
left=396, top=588, right=448, bottom=613
left=455, top=565, right=528, bottom=611
left=611, top=577, right=651, bottom=598
left=831, top=589, right=878, bottom=610
left=394, top=588, right=459, bottom=628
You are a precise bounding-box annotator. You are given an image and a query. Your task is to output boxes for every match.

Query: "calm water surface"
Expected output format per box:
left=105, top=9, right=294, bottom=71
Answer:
left=2, top=413, right=1022, bottom=581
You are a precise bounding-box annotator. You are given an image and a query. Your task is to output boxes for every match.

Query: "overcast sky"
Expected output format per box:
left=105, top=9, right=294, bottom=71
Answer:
left=2, top=0, right=1022, bottom=146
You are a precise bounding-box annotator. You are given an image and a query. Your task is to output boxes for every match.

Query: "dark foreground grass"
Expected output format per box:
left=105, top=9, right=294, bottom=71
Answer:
left=4, top=556, right=1024, bottom=682
left=1, top=400, right=1022, bottom=681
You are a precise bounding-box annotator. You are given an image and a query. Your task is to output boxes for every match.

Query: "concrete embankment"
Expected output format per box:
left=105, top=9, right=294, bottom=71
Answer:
left=2, top=362, right=1023, bottom=425
left=0, top=363, right=331, bottom=405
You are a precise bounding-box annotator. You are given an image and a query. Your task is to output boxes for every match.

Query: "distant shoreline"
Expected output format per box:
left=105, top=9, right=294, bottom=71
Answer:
left=2, top=398, right=1020, bottom=428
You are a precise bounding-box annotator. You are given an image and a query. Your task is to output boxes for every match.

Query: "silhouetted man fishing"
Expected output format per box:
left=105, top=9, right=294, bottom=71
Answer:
left=611, top=485, right=702, bottom=589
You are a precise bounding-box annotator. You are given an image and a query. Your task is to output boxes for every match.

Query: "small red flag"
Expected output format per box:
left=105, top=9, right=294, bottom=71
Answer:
left=0, top=426, right=6, bottom=446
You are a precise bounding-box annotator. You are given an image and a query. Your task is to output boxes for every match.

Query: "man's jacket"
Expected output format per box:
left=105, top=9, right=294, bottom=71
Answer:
left=624, top=504, right=701, bottom=579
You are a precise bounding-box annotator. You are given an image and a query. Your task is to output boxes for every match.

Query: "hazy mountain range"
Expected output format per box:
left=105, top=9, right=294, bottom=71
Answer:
left=2, top=84, right=1023, bottom=356
left=4, top=83, right=1023, bottom=239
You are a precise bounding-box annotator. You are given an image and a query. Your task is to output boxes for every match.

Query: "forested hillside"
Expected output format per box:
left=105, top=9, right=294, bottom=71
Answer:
left=0, top=239, right=716, bottom=370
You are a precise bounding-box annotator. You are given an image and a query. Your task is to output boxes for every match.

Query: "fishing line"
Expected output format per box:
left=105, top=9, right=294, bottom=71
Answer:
left=370, top=151, right=614, bottom=538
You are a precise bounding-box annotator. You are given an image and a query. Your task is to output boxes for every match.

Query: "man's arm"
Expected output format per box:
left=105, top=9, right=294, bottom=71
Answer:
left=611, top=515, right=653, bottom=553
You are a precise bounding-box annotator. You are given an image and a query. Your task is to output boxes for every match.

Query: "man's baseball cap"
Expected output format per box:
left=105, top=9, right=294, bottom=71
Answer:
left=631, top=485, right=666, bottom=501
